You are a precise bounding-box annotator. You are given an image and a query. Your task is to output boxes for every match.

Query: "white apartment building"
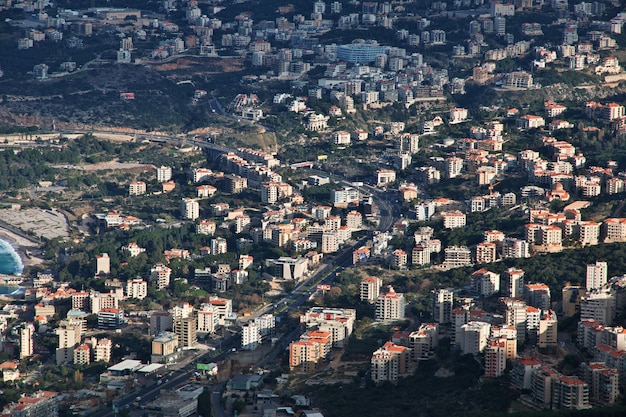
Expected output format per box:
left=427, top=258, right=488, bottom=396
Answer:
left=331, top=187, right=360, bottom=206
left=578, top=221, right=600, bottom=246
left=392, top=249, right=408, bottom=269
left=360, top=276, right=382, bottom=303
left=150, top=264, right=172, bottom=290
left=193, top=168, right=213, bottom=183
left=197, top=304, right=219, bottom=334
left=503, top=238, right=530, bottom=258
left=197, top=220, right=216, bottom=235
left=321, top=232, right=339, bottom=253
left=129, top=181, right=147, bottom=196
left=95, top=338, right=112, bottom=362
left=211, top=237, right=228, bottom=255
left=332, top=131, right=351, bottom=145
left=376, top=286, right=406, bottom=321
left=126, top=278, right=148, bottom=300
left=586, top=261, right=608, bottom=291
left=345, top=210, right=363, bottom=230
left=19, top=322, right=35, bottom=359
left=96, top=253, right=110, bottom=275
left=300, top=307, right=356, bottom=348
left=432, top=288, right=454, bottom=324
left=56, top=320, right=82, bottom=365
left=449, top=107, right=468, bottom=124
left=261, top=182, right=279, bottom=204
left=442, top=210, right=466, bottom=229
left=445, top=156, right=464, bottom=178
left=471, top=269, right=500, bottom=296
left=370, top=342, right=410, bottom=382
left=503, top=298, right=531, bottom=343
left=409, top=323, right=439, bottom=360
left=581, top=289, right=616, bottom=325
left=485, top=339, right=508, bottom=377
left=412, top=244, right=431, bottom=266
left=443, top=245, right=472, bottom=268
left=156, top=166, right=173, bottom=183
left=181, top=198, right=200, bottom=220
left=376, top=169, right=396, bottom=187
left=459, top=321, right=491, bottom=355
left=603, top=218, right=626, bottom=243
left=122, top=242, right=146, bottom=257
left=242, top=323, right=261, bottom=351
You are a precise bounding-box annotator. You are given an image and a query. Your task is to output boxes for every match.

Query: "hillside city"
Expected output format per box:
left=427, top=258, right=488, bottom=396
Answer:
left=3, top=0, right=626, bottom=417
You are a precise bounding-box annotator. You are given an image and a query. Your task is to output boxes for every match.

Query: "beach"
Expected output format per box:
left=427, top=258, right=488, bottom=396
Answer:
left=0, top=227, right=44, bottom=269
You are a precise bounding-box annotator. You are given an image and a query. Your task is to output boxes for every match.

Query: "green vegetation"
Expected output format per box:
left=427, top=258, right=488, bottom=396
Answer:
left=308, top=354, right=517, bottom=417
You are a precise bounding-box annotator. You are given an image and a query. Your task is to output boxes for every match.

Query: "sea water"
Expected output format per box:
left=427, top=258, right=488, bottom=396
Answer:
left=0, top=237, right=23, bottom=276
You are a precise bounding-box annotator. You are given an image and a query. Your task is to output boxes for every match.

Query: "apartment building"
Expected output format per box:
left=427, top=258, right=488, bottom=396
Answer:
left=503, top=268, right=525, bottom=298
left=98, top=308, right=124, bottom=329
left=375, top=286, right=406, bottom=321
left=531, top=366, right=560, bottom=408
left=19, top=322, right=35, bottom=359
left=289, top=332, right=331, bottom=372
left=517, top=115, right=545, bottom=130
left=376, top=169, right=396, bottom=187
left=370, top=341, right=411, bottom=382
left=391, top=249, right=408, bottom=269
left=360, top=276, right=382, bottom=303
left=459, top=321, right=491, bottom=355
left=442, top=210, right=466, bottom=229
left=181, top=198, right=200, bottom=220
left=56, top=320, right=82, bottom=365
left=73, top=344, right=90, bottom=365
left=484, top=339, right=507, bottom=377
left=562, top=285, right=586, bottom=318
left=503, top=298, right=531, bottom=343
left=471, top=269, right=500, bottom=297
left=586, top=261, right=608, bottom=291
left=174, top=316, right=197, bottom=348
left=197, top=304, right=219, bottom=335
left=0, top=391, right=59, bottom=417
left=581, top=289, right=616, bottom=325
left=150, top=264, right=172, bottom=290
left=432, top=288, right=454, bottom=324
left=603, top=218, right=626, bottom=243
left=580, top=362, right=619, bottom=405
left=126, top=278, right=148, bottom=300
left=128, top=181, right=147, bottom=196
left=94, top=338, right=112, bottom=363
left=156, top=166, right=172, bottom=182
left=150, top=311, right=174, bottom=335
left=412, top=243, right=431, bottom=266
left=524, top=283, right=551, bottom=310
left=408, top=323, right=438, bottom=360
left=443, top=245, right=472, bottom=268
left=538, top=310, right=558, bottom=349
left=95, top=253, right=110, bottom=275
left=300, top=307, right=356, bottom=348
left=553, top=376, right=590, bottom=410
left=151, top=331, right=179, bottom=363
left=511, top=357, right=542, bottom=390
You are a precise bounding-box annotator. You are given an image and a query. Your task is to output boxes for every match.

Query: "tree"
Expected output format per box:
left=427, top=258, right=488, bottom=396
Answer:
left=198, top=390, right=212, bottom=416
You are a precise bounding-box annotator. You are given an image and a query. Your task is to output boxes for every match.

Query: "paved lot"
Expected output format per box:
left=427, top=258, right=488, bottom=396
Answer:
left=0, top=208, right=70, bottom=240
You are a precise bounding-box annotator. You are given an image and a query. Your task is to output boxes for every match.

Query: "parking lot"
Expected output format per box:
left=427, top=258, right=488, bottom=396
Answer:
left=0, top=207, right=70, bottom=240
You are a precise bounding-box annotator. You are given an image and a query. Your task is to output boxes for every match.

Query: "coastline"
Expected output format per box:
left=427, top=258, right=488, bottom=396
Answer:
left=0, top=227, right=44, bottom=270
